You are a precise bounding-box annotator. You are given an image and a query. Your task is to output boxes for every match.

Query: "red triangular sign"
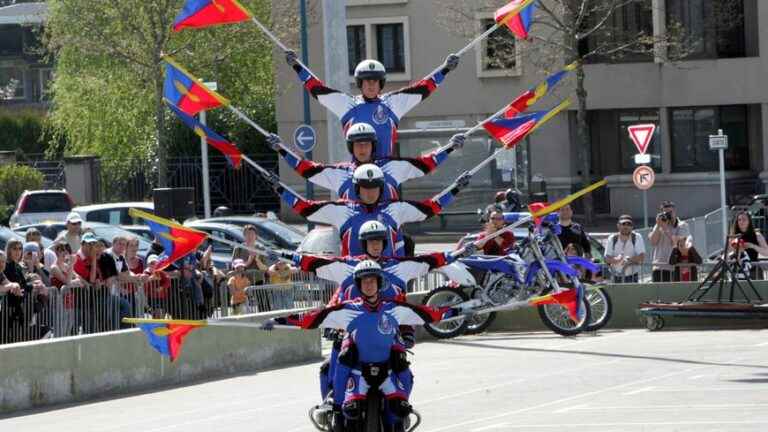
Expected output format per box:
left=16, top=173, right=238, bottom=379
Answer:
left=628, top=124, right=656, bottom=155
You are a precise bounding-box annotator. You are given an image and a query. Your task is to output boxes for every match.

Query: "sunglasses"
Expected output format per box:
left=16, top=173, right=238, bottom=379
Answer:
left=620, top=222, right=633, bottom=227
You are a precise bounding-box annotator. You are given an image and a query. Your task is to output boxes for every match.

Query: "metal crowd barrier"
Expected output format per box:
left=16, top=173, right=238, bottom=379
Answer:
left=0, top=269, right=337, bottom=345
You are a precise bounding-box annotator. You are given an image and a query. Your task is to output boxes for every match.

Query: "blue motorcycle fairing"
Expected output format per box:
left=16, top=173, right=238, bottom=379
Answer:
left=524, top=259, right=580, bottom=286
left=566, top=256, right=601, bottom=273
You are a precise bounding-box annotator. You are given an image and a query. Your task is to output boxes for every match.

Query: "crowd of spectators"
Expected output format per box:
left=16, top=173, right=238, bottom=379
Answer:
left=0, top=215, right=300, bottom=343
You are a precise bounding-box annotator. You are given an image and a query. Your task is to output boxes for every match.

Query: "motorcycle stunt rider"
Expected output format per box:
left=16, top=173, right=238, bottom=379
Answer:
left=262, top=260, right=464, bottom=432
left=285, top=51, right=461, bottom=159
left=277, top=220, right=475, bottom=413
left=267, top=122, right=465, bottom=200
left=264, top=163, right=473, bottom=257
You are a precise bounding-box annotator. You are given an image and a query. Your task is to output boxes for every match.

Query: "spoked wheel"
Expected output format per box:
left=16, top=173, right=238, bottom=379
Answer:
left=537, top=296, right=591, bottom=336
left=463, top=289, right=496, bottom=335
left=645, top=315, right=665, bottom=331
left=584, top=287, right=613, bottom=332
left=422, top=287, right=469, bottom=339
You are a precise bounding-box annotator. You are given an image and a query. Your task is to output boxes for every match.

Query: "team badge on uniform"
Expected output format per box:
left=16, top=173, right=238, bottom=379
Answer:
left=347, top=377, right=356, bottom=391
left=377, top=314, right=394, bottom=335
left=373, top=105, right=388, bottom=125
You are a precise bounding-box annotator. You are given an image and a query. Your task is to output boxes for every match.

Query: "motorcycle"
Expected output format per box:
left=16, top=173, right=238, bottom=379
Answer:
left=537, top=223, right=613, bottom=332
left=422, top=225, right=591, bottom=338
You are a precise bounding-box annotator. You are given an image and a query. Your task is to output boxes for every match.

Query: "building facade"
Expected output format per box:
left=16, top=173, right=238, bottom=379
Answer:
left=274, top=0, right=767, bottom=220
left=0, top=2, right=50, bottom=109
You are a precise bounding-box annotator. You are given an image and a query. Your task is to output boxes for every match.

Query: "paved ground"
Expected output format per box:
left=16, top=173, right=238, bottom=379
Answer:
left=3, top=329, right=768, bottom=431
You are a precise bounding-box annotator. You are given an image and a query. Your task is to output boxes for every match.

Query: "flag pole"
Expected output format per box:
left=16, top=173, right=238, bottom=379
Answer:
left=423, top=0, right=537, bottom=80
left=249, top=17, right=313, bottom=74
left=122, top=317, right=300, bottom=330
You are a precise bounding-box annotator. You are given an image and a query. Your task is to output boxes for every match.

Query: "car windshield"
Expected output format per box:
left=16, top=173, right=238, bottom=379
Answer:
left=260, top=221, right=304, bottom=245
left=23, top=193, right=72, bottom=213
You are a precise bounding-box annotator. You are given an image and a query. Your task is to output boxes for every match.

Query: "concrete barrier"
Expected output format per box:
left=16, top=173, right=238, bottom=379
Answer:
left=410, top=281, right=768, bottom=335
left=0, top=311, right=320, bottom=414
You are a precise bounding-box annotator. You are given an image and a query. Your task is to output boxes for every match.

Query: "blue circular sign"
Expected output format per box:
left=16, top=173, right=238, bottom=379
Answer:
left=293, top=124, right=317, bottom=153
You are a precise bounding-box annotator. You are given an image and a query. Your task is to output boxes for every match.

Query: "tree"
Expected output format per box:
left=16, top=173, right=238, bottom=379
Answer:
left=437, top=0, right=743, bottom=222
left=44, top=0, right=306, bottom=188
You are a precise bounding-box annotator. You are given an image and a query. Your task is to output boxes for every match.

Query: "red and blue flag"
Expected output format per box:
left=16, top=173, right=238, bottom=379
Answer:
left=483, top=110, right=547, bottom=148
left=505, top=62, right=577, bottom=118
left=529, top=285, right=586, bottom=322
left=163, top=57, right=228, bottom=116
left=495, top=0, right=538, bottom=40
left=128, top=209, right=208, bottom=271
left=137, top=322, right=200, bottom=361
left=165, top=101, right=243, bottom=169
left=173, top=0, right=252, bottom=32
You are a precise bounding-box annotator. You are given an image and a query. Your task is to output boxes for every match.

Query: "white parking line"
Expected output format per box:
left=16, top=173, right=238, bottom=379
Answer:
left=622, top=385, right=654, bottom=395
left=554, top=403, right=768, bottom=412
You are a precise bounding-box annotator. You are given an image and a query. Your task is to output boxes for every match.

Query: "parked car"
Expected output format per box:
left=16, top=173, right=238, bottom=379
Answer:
left=9, top=189, right=74, bottom=228
left=297, top=226, right=340, bottom=256
left=120, top=225, right=154, bottom=243
left=0, top=226, right=52, bottom=251
left=72, top=202, right=154, bottom=226
left=200, top=215, right=303, bottom=251
left=13, top=222, right=152, bottom=256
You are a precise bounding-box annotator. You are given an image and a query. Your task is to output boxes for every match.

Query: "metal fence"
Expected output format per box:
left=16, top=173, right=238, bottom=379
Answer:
left=0, top=269, right=336, bottom=345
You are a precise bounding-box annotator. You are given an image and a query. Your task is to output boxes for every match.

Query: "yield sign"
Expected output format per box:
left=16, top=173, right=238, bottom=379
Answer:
left=628, top=124, right=656, bottom=155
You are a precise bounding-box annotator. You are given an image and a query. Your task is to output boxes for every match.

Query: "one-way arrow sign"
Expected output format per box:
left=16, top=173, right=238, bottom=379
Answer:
left=293, top=124, right=317, bottom=153
left=628, top=124, right=656, bottom=155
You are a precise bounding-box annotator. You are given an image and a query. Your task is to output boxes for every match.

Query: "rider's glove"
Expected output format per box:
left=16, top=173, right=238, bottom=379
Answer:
left=266, top=133, right=282, bottom=152
left=285, top=50, right=299, bottom=67
left=443, top=53, right=460, bottom=72
left=448, top=133, right=466, bottom=150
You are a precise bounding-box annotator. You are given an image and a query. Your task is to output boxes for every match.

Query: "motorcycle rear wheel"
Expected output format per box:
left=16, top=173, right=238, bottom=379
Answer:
left=422, top=287, right=469, bottom=339
left=537, top=296, right=591, bottom=336
left=584, top=287, right=613, bottom=332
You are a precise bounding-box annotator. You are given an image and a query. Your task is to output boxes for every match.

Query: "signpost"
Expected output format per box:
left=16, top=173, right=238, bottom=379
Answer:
left=628, top=123, right=657, bottom=228
left=709, top=129, right=729, bottom=242
left=200, top=81, right=218, bottom=218
left=293, top=124, right=317, bottom=153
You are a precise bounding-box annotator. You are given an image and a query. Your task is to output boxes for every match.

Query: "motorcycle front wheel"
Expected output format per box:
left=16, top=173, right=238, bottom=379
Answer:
left=364, top=392, right=382, bottom=432
left=422, top=287, right=469, bottom=339
left=463, top=289, right=496, bottom=334
left=537, top=296, right=591, bottom=336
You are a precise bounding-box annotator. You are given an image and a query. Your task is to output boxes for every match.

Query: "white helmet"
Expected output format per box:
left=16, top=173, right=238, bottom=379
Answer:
left=352, top=164, right=385, bottom=197
left=353, top=260, right=384, bottom=291
left=354, top=59, right=386, bottom=90
left=359, top=220, right=388, bottom=251
left=346, top=123, right=378, bottom=156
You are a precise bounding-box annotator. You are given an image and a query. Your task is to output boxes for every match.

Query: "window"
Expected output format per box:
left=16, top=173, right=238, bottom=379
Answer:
left=584, top=2, right=653, bottom=63
left=346, top=17, right=411, bottom=82
left=375, top=23, right=405, bottom=73
left=475, top=16, right=520, bottom=77
left=0, top=67, right=25, bottom=100
left=38, top=68, right=52, bottom=101
left=670, top=105, right=749, bottom=172
left=0, top=27, right=23, bottom=56
left=347, top=25, right=366, bottom=75
left=666, top=0, right=746, bottom=59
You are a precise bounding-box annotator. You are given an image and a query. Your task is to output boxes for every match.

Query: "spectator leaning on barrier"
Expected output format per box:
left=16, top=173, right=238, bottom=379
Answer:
left=21, top=242, right=51, bottom=288
left=49, top=240, right=83, bottom=336
left=101, top=235, right=148, bottom=329
left=669, top=236, right=703, bottom=282
left=227, top=258, right=250, bottom=315
left=143, top=255, right=171, bottom=319
left=56, top=212, right=84, bottom=253
left=2, top=241, right=27, bottom=342
left=649, top=200, right=692, bottom=282
left=729, top=211, right=768, bottom=279
left=605, top=215, right=646, bottom=283
left=125, top=237, right=144, bottom=274
left=557, top=204, right=592, bottom=258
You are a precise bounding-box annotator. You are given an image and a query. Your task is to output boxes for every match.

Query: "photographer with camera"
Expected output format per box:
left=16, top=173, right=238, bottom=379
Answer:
left=649, top=200, right=692, bottom=282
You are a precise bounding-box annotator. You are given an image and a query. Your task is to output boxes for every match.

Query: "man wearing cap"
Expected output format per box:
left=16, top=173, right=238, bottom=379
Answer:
left=605, top=215, right=646, bottom=283
left=56, top=212, right=83, bottom=253
left=73, top=233, right=103, bottom=333
left=649, top=200, right=691, bottom=282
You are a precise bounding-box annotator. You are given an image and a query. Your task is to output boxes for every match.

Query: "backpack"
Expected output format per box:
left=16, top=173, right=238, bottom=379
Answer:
left=611, top=232, right=637, bottom=251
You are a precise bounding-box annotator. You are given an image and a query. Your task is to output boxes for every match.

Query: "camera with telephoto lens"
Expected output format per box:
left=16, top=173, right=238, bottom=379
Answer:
left=657, top=211, right=673, bottom=223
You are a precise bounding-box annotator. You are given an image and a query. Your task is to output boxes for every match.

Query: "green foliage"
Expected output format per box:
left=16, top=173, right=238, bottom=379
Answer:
left=0, top=109, right=47, bottom=155
left=45, top=0, right=279, bottom=184
left=0, top=164, right=44, bottom=205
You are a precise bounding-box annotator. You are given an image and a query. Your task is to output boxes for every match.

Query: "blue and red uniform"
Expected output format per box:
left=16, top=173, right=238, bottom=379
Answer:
left=276, top=185, right=462, bottom=257
left=276, top=145, right=456, bottom=201
left=291, top=63, right=456, bottom=159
